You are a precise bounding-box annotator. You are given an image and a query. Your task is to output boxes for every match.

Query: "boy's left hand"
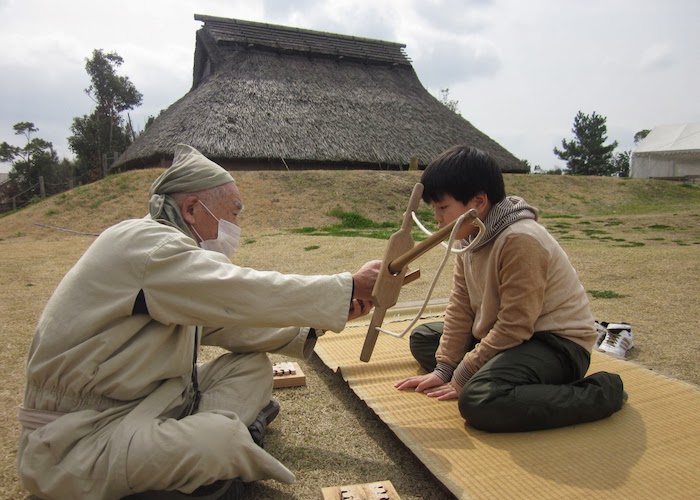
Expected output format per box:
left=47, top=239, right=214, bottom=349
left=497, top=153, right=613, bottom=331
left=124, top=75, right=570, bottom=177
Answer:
left=424, top=379, right=462, bottom=401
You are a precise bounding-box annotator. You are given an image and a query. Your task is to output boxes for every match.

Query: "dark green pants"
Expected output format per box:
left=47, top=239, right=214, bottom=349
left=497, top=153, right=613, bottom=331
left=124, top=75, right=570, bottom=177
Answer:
left=409, top=322, right=625, bottom=432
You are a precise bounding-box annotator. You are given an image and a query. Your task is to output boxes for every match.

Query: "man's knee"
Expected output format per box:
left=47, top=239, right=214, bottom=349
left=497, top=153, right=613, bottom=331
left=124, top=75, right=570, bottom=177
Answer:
left=196, top=352, right=273, bottom=421
left=201, top=352, right=272, bottom=384
left=250, top=352, right=273, bottom=381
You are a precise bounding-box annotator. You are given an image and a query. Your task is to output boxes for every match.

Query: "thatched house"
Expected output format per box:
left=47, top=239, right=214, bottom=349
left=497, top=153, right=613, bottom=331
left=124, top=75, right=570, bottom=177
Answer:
left=113, top=14, right=526, bottom=172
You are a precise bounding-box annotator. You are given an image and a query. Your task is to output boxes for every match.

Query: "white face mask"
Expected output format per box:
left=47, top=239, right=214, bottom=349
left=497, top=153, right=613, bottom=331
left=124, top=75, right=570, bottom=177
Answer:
left=192, top=201, right=241, bottom=257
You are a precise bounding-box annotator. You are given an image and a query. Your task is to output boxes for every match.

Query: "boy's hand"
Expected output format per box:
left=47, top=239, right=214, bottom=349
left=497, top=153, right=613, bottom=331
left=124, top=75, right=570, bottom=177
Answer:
left=394, top=372, right=445, bottom=393
left=424, top=379, right=462, bottom=401
left=395, top=373, right=462, bottom=401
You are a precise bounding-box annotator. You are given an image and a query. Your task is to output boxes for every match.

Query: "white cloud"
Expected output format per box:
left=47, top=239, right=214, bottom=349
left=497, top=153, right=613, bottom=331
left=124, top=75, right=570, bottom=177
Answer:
left=639, top=42, right=675, bottom=72
left=412, top=36, right=501, bottom=88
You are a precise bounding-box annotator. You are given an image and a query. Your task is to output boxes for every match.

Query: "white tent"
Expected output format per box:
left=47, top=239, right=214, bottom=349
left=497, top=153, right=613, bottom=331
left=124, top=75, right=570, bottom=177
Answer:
left=631, top=123, right=700, bottom=180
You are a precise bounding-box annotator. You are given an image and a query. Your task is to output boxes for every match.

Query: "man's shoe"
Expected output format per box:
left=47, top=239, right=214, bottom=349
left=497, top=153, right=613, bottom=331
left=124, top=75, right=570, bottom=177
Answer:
left=127, top=478, right=244, bottom=499
left=599, top=323, right=634, bottom=358
left=248, top=399, right=280, bottom=448
left=189, top=479, right=244, bottom=500
left=259, top=399, right=281, bottom=425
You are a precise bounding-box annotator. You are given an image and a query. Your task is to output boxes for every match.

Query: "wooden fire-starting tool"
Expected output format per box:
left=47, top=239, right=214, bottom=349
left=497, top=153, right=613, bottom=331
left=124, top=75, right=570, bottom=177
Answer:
left=359, top=183, right=478, bottom=362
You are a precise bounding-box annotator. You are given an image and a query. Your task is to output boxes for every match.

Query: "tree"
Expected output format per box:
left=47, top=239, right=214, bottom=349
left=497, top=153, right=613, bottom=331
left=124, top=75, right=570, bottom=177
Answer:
left=439, top=88, right=461, bottom=115
left=1, top=122, right=64, bottom=201
left=532, top=165, right=563, bottom=175
left=610, top=150, right=631, bottom=177
left=1, top=122, right=41, bottom=164
left=634, top=129, right=651, bottom=144
left=68, top=49, right=143, bottom=181
left=553, top=111, right=619, bottom=176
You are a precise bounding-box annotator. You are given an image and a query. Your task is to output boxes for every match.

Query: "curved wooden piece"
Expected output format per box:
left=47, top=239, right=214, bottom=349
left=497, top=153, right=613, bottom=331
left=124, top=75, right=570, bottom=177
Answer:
left=388, top=209, right=477, bottom=274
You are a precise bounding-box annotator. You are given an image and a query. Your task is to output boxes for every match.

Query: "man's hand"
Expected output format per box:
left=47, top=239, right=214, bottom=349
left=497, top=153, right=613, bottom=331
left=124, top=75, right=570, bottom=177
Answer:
left=352, top=260, right=382, bottom=300
left=347, top=298, right=373, bottom=321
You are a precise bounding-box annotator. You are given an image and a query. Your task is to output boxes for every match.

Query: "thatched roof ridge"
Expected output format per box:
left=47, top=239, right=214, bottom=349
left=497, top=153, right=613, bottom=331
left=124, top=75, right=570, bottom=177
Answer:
left=114, top=15, right=526, bottom=173
left=193, top=14, right=411, bottom=67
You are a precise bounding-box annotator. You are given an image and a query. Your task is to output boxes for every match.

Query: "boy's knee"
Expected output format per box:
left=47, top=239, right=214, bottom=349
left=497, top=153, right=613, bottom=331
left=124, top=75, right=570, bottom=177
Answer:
left=408, top=329, right=430, bottom=353
left=458, top=379, right=505, bottom=432
left=408, top=322, right=442, bottom=372
left=409, top=336, right=435, bottom=372
left=410, top=323, right=441, bottom=342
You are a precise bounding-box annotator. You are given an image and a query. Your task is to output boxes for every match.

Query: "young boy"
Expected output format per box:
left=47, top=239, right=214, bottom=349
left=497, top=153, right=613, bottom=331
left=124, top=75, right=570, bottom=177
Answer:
left=395, top=145, right=626, bottom=432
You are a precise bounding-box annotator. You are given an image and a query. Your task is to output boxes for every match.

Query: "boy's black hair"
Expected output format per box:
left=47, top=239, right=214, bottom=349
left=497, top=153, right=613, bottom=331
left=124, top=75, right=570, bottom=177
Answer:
left=420, top=145, right=506, bottom=204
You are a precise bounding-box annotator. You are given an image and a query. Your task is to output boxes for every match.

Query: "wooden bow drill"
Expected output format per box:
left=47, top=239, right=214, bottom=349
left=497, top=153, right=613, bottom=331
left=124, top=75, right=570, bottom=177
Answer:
left=359, top=183, right=480, bottom=362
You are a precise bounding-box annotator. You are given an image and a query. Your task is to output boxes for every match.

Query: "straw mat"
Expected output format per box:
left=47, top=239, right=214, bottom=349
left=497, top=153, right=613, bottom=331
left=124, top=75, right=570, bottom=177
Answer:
left=315, top=311, right=700, bottom=499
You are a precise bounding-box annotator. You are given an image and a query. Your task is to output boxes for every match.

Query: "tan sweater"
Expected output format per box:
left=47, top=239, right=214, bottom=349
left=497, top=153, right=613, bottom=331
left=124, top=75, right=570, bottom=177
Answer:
left=435, top=197, right=596, bottom=386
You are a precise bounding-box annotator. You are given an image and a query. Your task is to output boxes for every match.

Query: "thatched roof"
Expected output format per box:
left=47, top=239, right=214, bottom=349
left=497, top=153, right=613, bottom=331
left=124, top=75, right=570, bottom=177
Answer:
left=113, top=15, right=526, bottom=172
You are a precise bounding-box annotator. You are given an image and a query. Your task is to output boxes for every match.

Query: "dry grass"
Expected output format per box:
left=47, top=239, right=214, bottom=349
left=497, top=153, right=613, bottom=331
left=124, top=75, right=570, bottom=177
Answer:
left=1, top=170, right=699, bottom=499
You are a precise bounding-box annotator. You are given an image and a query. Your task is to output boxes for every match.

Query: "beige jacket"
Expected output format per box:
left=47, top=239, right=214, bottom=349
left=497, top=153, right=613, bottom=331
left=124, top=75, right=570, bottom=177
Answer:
left=18, top=217, right=353, bottom=499
left=435, top=197, right=596, bottom=386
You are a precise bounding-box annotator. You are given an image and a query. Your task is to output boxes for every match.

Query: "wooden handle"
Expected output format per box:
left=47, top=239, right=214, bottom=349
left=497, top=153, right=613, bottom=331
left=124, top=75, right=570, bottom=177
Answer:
left=402, top=269, right=420, bottom=285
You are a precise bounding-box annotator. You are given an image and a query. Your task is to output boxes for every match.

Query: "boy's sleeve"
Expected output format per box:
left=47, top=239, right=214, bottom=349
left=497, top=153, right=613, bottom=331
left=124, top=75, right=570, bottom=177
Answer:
left=456, top=234, right=549, bottom=383
left=434, top=252, right=476, bottom=381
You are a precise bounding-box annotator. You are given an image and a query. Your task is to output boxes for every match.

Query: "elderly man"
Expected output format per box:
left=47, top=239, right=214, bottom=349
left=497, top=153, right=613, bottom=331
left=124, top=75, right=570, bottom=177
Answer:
left=17, top=144, right=380, bottom=499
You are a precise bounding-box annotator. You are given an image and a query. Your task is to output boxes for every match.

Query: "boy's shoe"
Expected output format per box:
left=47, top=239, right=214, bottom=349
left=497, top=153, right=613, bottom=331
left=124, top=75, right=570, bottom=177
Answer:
left=598, top=323, right=634, bottom=358
left=594, top=321, right=609, bottom=350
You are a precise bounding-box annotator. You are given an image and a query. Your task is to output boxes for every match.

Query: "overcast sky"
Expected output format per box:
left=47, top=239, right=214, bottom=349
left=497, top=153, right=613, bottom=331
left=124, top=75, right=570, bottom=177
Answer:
left=1, top=0, right=698, bottom=173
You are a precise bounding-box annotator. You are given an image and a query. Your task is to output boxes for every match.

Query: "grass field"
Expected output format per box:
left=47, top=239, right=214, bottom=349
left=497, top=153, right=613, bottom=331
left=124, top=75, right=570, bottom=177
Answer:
left=1, top=170, right=699, bottom=499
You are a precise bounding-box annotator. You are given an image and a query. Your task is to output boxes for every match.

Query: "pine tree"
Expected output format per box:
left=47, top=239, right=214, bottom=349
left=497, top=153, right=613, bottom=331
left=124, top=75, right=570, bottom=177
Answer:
left=553, top=111, right=618, bottom=175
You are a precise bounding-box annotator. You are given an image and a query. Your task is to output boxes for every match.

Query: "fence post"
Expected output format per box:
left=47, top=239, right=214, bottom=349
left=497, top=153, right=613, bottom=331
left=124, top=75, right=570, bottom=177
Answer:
left=39, top=176, right=46, bottom=198
left=12, top=197, right=16, bottom=210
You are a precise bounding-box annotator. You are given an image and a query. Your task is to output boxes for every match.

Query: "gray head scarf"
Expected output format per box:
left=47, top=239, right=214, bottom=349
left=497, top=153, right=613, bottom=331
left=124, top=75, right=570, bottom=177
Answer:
left=148, top=144, right=235, bottom=239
